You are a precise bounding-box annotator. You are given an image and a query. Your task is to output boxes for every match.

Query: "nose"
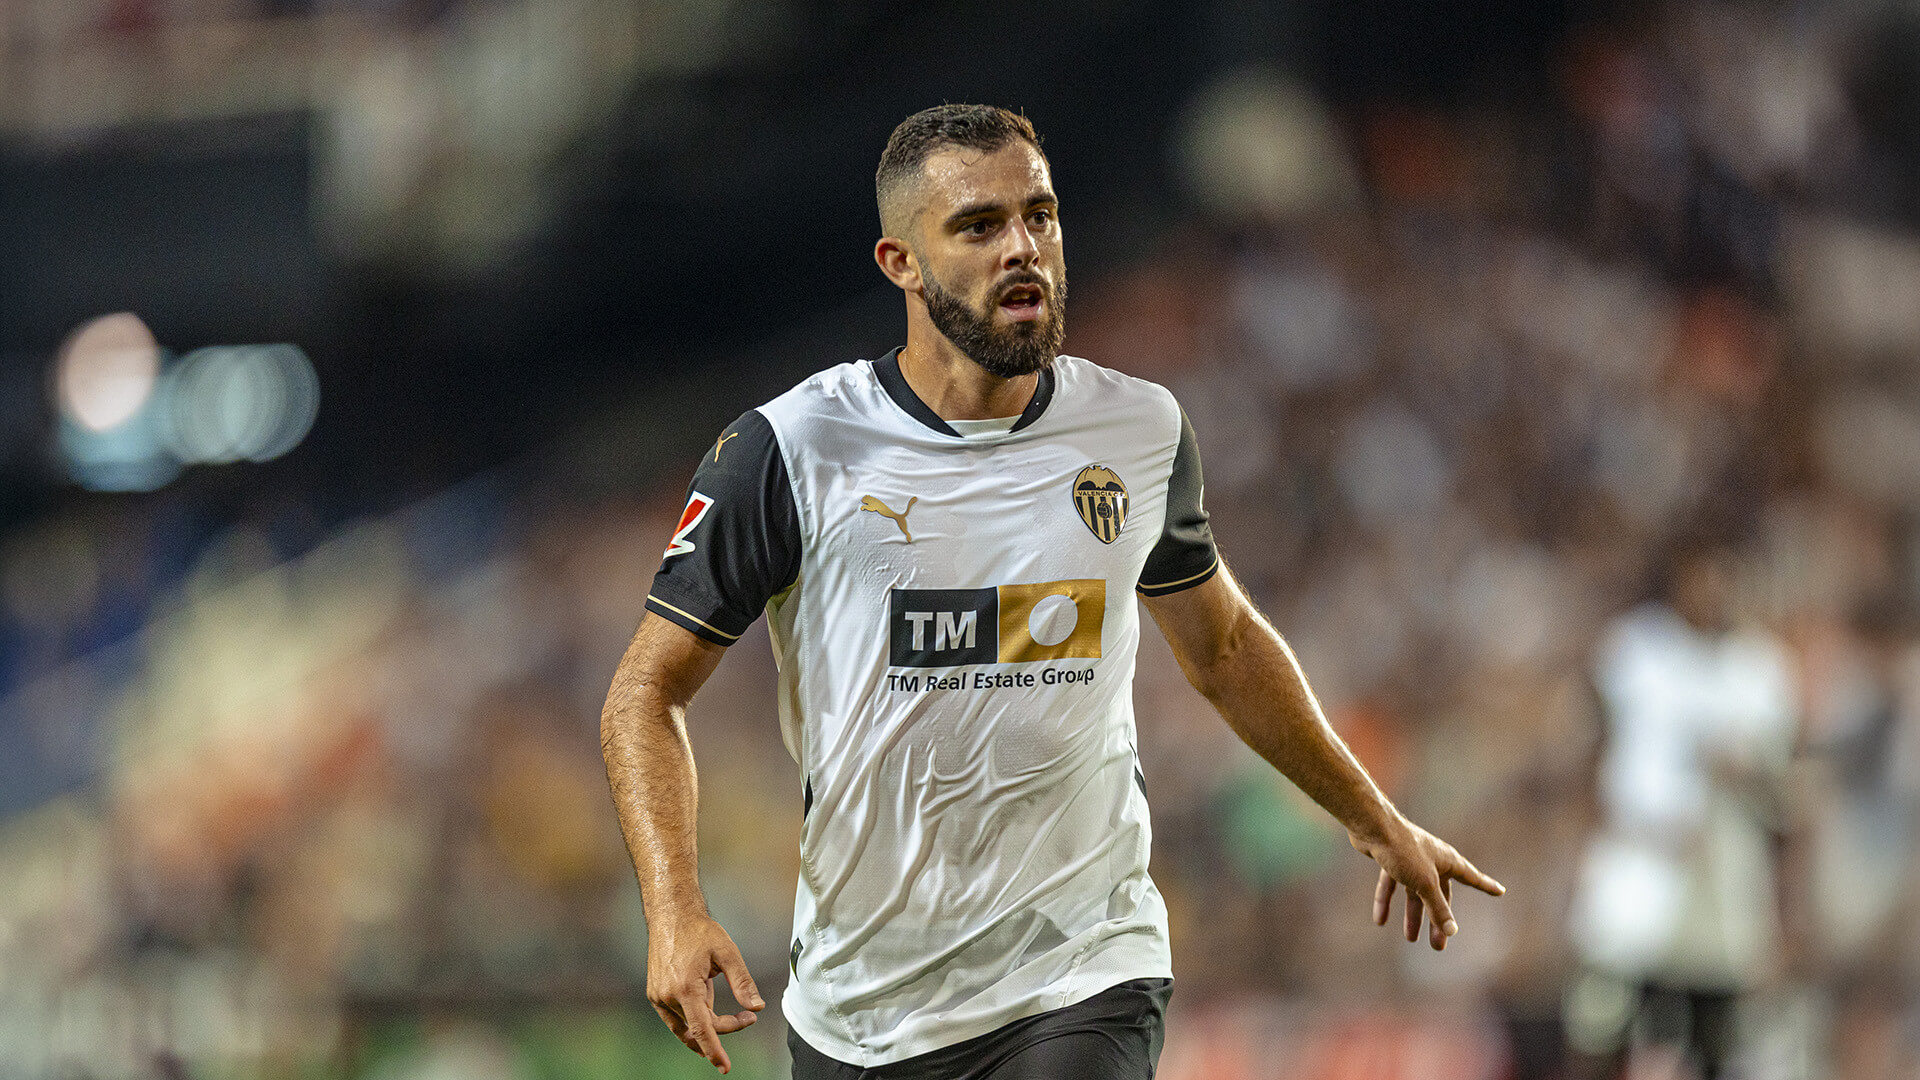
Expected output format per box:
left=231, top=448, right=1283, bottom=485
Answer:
left=1002, top=218, right=1039, bottom=270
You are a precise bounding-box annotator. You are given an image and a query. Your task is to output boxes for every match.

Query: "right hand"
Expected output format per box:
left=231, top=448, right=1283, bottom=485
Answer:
left=646, top=912, right=765, bottom=1074
left=1351, top=815, right=1505, bottom=951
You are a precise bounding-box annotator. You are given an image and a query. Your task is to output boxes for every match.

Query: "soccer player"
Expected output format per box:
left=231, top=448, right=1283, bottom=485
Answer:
left=1568, top=538, right=1795, bottom=1080
left=602, top=104, right=1505, bottom=1079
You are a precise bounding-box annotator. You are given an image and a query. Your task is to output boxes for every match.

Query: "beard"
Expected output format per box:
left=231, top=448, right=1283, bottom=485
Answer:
left=922, top=268, right=1067, bottom=379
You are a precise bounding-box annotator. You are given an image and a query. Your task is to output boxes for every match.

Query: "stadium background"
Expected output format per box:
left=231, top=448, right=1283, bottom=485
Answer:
left=5, top=1, right=1920, bottom=1077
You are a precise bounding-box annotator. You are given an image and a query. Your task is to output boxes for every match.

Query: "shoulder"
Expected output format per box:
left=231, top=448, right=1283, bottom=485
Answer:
left=1596, top=605, right=1688, bottom=682
left=756, top=360, right=878, bottom=428
left=702, top=361, right=878, bottom=468
left=1724, top=626, right=1793, bottom=679
left=1600, top=605, right=1678, bottom=654
left=1051, top=354, right=1183, bottom=429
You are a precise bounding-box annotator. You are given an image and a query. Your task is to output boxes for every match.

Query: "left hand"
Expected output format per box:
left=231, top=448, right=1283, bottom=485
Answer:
left=1350, top=816, right=1505, bottom=950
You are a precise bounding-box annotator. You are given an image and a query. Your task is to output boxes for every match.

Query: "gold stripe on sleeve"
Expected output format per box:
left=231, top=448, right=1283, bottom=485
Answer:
left=1135, top=555, right=1219, bottom=594
left=646, top=594, right=743, bottom=641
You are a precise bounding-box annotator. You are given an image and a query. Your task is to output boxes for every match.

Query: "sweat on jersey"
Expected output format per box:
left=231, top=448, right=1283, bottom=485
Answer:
left=644, top=348, right=1217, bottom=1067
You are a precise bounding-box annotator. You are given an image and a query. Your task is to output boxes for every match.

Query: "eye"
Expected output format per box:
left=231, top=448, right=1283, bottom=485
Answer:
left=962, top=219, right=992, bottom=237
left=1029, top=208, right=1053, bottom=227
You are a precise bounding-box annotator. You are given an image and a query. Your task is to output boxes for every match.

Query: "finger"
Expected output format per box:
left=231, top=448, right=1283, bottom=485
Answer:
left=712, top=1012, right=759, bottom=1034
left=1429, top=879, right=1451, bottom=951
left=679, top=994, right=732, bottom=1074
left=1450, top=855, right=1506, bottom=898
left=1373, top=870, right=1395, bottom=926
left=1418, top=873, right=1457, bottom=941
left=655, top=1002, right=716, bottom=1063
left=653, top=1002, right=689, bottom=1043
left=1404, top=888, right=1423, bottom=942
left=715, top=944, right=766, bottom=1012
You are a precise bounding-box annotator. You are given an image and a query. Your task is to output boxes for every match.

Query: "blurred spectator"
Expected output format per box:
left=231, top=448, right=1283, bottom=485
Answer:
left=1567, top=538, right=1798, bottom=1079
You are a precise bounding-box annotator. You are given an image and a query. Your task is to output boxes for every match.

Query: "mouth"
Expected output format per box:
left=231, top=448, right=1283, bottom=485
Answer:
left=998, top=283, right=1046, bottom=321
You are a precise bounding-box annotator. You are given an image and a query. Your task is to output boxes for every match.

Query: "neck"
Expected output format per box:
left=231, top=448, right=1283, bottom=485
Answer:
left=899, top=309, right=1037, bottom=421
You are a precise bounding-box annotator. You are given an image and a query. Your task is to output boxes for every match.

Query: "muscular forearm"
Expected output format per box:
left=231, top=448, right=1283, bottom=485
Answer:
left=602, top=624, right=716, bottom=920
left=1195, top=605, right=1400, bottom=845
left=1149, top=563, right=1503, bottom=947
left=602, top=616, right=762, bottom=1071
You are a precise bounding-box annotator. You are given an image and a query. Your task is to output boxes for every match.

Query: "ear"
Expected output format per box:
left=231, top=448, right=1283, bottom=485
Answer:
left=874, top=236, right=921, bottom=292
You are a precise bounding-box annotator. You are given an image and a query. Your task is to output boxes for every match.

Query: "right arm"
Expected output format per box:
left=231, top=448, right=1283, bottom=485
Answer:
left=607, top=410, right=799, bottom=1073
left=602, top=612, right=762, bottom=1075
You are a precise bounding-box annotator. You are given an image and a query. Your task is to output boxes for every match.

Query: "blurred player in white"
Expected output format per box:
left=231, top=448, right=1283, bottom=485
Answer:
left=1570, top=538, right=1796, bottom=1080
left=602, top=104, right=1504, bottom=1078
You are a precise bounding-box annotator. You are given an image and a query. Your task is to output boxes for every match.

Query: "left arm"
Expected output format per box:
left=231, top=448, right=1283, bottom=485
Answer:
left=1143, top=559, right=1505, bottom=950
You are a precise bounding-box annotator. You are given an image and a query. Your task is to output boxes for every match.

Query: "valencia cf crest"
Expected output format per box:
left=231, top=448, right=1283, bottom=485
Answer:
left=1073, top=465, right=1128, bottom=544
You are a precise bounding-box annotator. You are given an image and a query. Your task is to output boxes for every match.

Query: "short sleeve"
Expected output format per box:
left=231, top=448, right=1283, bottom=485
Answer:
left=1136, top=407, right=1219, bottom=597
left=646, top=410, right=801, bottom=645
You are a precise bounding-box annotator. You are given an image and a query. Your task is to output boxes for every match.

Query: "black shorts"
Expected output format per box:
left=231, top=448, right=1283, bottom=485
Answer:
left=788, top=978, right=1172, bottom=1080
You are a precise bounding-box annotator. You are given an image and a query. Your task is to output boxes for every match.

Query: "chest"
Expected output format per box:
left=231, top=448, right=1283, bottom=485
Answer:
left=1641, top=639, right=1786, bottom=741
left=794, top=436, right=1165, bottom=590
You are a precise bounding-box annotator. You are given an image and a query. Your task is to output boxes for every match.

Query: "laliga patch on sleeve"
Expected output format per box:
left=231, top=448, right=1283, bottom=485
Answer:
left=663, top=491, right=713, bottom=558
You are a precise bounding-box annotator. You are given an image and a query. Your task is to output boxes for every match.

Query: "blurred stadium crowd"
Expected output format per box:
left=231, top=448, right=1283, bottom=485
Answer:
left=8, top=1, right=1920, bottom=1078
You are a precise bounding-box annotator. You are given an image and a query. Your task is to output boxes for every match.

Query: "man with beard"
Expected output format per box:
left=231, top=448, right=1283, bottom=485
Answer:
left=602, top=105, right=1504, bottom=1079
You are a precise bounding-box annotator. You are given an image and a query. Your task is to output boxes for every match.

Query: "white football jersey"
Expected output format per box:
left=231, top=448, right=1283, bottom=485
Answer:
left=646, top=349, right=1216, bottom=1066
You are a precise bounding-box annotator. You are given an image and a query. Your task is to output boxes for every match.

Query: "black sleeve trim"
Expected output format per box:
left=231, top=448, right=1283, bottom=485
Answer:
left=1136, top=555, right=1219, bottom=597
left=645, top=591, right=743, bottom=645
left=1136, top=406, right=1218, bottom=597
left=645, top=410, right=802, bottom=645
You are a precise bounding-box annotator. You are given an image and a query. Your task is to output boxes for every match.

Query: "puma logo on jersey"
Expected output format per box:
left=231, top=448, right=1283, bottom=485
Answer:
left=663, top=492, right=713, bottom=558
left=712, top=432, right=739, bottom=461
left=859, top=495, right=917, bottom=542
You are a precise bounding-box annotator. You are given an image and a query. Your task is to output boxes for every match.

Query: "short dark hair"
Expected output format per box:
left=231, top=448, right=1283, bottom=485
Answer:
left=876, top=104, right=1044, bottom=235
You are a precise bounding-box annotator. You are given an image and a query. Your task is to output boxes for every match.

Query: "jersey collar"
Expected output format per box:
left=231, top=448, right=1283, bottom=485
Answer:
left=872, top=347, right=1056, bottom=438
